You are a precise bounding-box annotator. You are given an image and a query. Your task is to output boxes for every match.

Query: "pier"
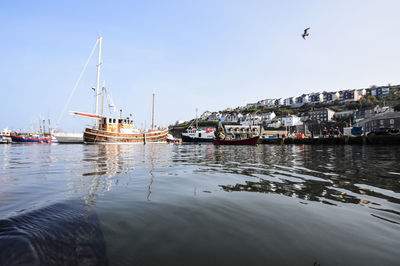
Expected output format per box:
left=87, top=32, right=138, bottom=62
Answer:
left=259, top=135, right=400, bottom=145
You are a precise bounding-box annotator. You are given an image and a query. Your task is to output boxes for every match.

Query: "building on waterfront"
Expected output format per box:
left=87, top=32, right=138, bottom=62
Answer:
left=246, top=103, right=257, bottom=108
left=274, top=98, right=284, bottom=106
left=224, top=125, right=261, bottom=135
left=224, top=113, right=242, bottom=123
left=354, top=106, right=393, bottom=122
left=261, top=111, right=276, bottom=122
left=370, top=87, right=390, bottom=96
left=206, top=112, right=222, bottom=121
left=354, top=106, right=380, bottom=122
left=308, top=108, right=335, bottom=122
left=281, top=115, right=303, bottom=127
left=309, top=92, right=323, bottom=104
left=357, top=111, right=400, bottom=132
left=201, top=111, right=212, bottom=120
left=240, top=114, right=262, bottom=126
left=334, top=110, right=356, bottom=120
left=339, top=89, right=366, bottom=102
left=323, top=91, right=340, bottom=103
left=256, top=99, right=273, bottom=107
left=284, top=97, right=295, bottom=106
left=293, top=94, right=310, bottom=107
left=263, top=118, right=282, bottom=128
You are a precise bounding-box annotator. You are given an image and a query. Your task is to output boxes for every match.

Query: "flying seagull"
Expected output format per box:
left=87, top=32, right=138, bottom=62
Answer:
left=302, top=27, right=310, bottom=39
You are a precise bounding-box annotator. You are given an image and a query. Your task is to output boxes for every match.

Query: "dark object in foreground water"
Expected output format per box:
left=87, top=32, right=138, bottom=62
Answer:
left=0, top=200, right=108, bottom=266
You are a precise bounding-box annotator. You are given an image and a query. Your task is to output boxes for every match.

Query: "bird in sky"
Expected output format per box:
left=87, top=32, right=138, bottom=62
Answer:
left=302, top=27, right=310, bottom=39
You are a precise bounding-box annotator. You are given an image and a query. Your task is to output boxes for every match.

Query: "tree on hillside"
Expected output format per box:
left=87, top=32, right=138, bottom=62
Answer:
left=360, top=95, right=378, bottom=108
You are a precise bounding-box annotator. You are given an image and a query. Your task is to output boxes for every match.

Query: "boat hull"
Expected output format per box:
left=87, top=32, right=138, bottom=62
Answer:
left=213, top=136, right=259, bottom=145
left=181, top=135, right=214, bottom=143
left=54, top=133, right=84, bottom=144
left=83, top=128, right=168, bottom=144
left=10, top=135, right=58, bottom=144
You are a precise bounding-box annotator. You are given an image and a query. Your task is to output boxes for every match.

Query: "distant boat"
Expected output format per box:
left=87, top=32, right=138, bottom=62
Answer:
left=213, top=123, right=259, bottom=145
left=0, top=128, right=12, bottom=143
left=73, top=37, right=167, bottom=144
left=213, top=136, right=259, bottom=145
left=10, top=133, right=58, bottom=144
left=53, top=132, right=83, bottom=144
left=181, top=109, right=215, bottom=143
left=181, top=127, right=215, bottom=142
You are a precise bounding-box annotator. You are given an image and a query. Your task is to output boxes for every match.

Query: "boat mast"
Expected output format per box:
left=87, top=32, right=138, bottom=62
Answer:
left=101, top=81, right=105, bottom=123
left=152, top=93, right=155, bottom=131
left=95, top=36, right=103, bottom=128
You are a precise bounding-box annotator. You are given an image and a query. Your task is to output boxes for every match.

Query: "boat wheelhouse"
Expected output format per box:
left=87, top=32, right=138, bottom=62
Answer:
left=181, top=127, right=215, bottom=142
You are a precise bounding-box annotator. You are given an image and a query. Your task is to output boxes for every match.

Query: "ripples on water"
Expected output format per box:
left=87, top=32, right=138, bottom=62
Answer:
left=0, top=144, right=399, bottom=265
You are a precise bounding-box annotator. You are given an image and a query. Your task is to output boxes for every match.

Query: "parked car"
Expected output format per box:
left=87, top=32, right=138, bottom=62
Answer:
left=367, top=127, right=400, bottom=136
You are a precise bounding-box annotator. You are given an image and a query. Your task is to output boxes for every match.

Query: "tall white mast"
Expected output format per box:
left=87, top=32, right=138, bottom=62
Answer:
left=95, top=36, right=103, bottom=128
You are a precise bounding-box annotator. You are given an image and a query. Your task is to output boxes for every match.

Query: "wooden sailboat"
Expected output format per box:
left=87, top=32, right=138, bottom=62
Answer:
left=73, top=36, right=168, bottom=144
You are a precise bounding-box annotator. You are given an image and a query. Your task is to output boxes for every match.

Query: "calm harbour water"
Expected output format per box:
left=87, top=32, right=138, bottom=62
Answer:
left=0, top=143, right=399, bottom=266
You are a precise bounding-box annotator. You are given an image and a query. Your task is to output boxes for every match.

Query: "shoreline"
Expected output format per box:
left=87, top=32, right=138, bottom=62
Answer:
left=259, top=135, right=400, bottom=145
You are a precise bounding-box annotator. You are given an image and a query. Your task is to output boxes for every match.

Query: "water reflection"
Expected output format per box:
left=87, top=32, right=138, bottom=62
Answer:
left=72, top=144, right=169, bottom=203
left=175, top=145, right=400, bottom=224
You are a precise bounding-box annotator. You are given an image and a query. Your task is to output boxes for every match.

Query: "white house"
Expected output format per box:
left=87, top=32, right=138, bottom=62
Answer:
left=294, top=94, right=309, bottom=107
left=267, top=99, right=275, bottom=107
left=256, top=100, right=267, bottom=107
left=309, top=93, right=323, bottom=104
left=206, top=112, right=222, bottom=121
left=261, top=112, right=276, bottom=121
left=274, top=98, right=284, bottom=106
left=339, top=89, right=365, bottom=102
left=224, top=113, right=242, bottom=123
left=284, top=97, right=295, bottom=106
left=201, top=111, right=212, bottom=120
left=371, top=87, right=390, bottom=96
left=323, top=91, right=340, bottom=103
left=240, top=114, right=262, bottom=126
left=281, top=115, right=303, bottom=127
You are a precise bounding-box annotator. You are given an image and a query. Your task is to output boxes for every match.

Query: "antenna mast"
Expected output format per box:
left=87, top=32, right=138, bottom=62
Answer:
left=101, top=81, right=105, bottom=123
left=152, top=93, right=155, bottom=131
left=95, top=36, right=103, bottom=128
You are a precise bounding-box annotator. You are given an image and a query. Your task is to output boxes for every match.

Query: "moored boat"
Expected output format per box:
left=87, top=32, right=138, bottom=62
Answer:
left=181, top=127, right=215, bottom=142
left=73, top=37, right=167, bottom=144
left=53, top=132, right=84, bottom=144
left=78, top=114, right=168, bottom=144
left=10, top=133, right=58, bottom=144
left=213, top=136, right=259, bottom=145
left=0, top=128, right=12, bottom=143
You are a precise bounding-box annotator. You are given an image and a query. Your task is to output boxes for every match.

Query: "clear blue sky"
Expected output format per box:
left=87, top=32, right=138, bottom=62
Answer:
left=1, top=0, right=399, bottom=131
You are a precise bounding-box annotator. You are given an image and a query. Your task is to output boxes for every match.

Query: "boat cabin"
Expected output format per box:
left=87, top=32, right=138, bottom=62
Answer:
left=99, top=116, right=136, bottom=134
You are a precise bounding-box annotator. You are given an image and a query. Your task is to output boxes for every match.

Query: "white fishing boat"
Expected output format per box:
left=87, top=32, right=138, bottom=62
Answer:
left=0, top=128, right=12, bottom=144
left=53, top=132, right=84, bottom=144
left=181, top=127, right=215, bottom=142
